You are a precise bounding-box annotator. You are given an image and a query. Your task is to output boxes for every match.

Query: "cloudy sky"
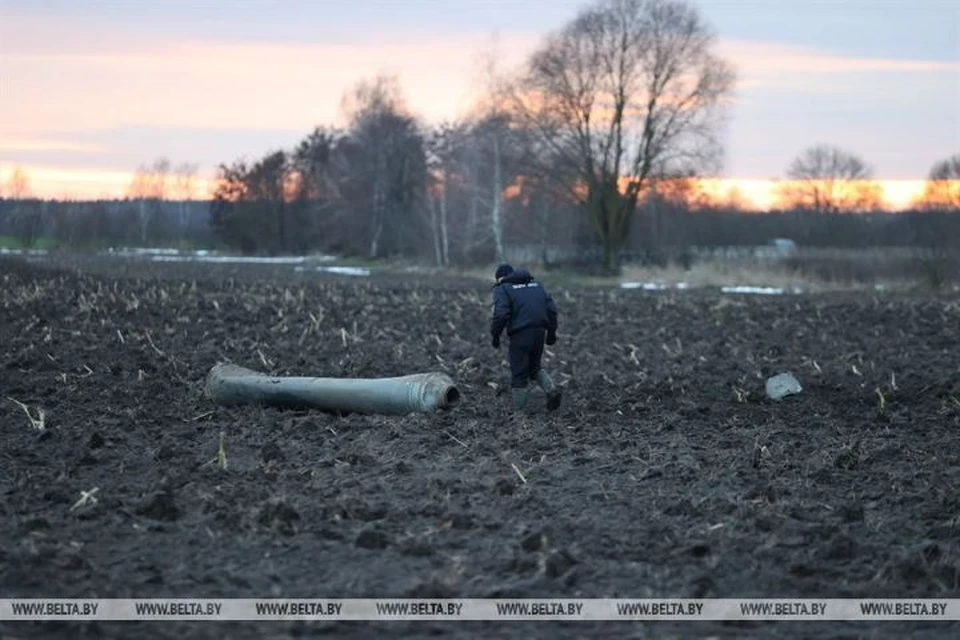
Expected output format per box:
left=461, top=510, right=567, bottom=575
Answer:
left=1, top=0, right=958, bottom=204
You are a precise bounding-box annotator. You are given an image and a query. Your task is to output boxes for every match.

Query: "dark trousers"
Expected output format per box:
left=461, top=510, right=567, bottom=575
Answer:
left=508, top=327, right=545, bottom=388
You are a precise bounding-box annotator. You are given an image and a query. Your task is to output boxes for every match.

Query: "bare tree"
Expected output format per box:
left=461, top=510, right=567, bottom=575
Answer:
left=910, top=153, right=960, bottom=289
left=775, top=145, right=883, bottom=213
left=5, top=167, right=44, bottom=248
left=127, top=158, right=172, bottom=244
left=916, top=153, right=960, bottom=211
left=342, top=75, right=427, bottom=259
left=464, top=115, right=515, bottom=263
left=345, top=76, right=401, bottom=258
left=210, top=151, right=291, bottom=254
left=506, top=0, right=734, bottom=271
left=173, top=162, right=199, bottom=240
left=290, top=127, right=350, bottom=252
left=6, top=166, right=31, bottom=199
left=127, top=166, right=150, bottom=240
left=426, top=123, right=465, bottom=266
left=474, top=38, right=511, bottom=263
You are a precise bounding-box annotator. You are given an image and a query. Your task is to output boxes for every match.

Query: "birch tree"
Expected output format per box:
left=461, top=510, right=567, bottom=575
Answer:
left=173, top=162, right=198, bottom=240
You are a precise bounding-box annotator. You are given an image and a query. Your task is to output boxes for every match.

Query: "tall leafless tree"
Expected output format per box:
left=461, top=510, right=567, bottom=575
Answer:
left=210, top=151, right=291, bottom=253
left=908, top=153, right=960, bottom=289
left=917, top=153, right=960, bottom=211
left=342, top=75, right=427, bottom=259
left=6, top=166, right=31, bottom=199
left=472, top=39, right=513, bottom=263
left=468, top=114, right=515, bottom=263
left=775, top=145, right=883, bottom=214
left=506, top=0, right=734, bottom=271
left=290, top=127, right=350, bottom=251
left=426, top=122, right=468, bottom=266
left=173, top=162, right=198, bottom=241
left=128, top=157, right=172, bottom=244
left=5, top=166, right=45, bottom=248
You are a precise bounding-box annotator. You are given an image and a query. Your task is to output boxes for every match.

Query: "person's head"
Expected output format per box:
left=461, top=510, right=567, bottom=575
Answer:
left=495, top=263, right=514, bottom=283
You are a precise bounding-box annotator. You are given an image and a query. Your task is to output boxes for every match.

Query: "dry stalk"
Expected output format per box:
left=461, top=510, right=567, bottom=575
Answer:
left=144, top=331, right=164, bottom=356
left=215, top=431, right=228, bottom=470
left=875, top=387, right=886, bottom=412
left=511, top=463, right=528, bottom=484
left=444, top=431, right=469, bottom=448
left=256, top=348, right=273, bottom=370
left=70, top=487, right=99, bottom=511
left=661, top=342, right=678, bottom=358
left=7, top=397, right=45, bottom=430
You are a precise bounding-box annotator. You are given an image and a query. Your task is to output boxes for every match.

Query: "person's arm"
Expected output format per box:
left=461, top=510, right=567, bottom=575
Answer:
left=545, top=292, right=558, bottom=344
left=546, top=294, right=558, bottom=333
left=490, top=286, right=511, bottom=346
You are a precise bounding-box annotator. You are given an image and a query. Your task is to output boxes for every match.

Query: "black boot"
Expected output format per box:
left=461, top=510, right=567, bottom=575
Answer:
left=512, top=388, right=529, bottom=411
left=536, top=371, right=562, bottom=412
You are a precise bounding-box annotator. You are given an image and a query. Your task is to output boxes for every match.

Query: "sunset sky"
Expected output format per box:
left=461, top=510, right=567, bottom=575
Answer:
left=1, top=0, right=958, bottom=207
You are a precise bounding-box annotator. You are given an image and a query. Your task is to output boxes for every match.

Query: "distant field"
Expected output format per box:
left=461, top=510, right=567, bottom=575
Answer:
left=1, top=243, right=956, bottom=293
left=457, top=248, right=959, bottom=293
left=0, top=235, right=58, bottom=251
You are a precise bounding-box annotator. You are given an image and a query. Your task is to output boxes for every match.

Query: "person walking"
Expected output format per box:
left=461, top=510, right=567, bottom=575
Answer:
left=490, top=263, right=562, bottom=412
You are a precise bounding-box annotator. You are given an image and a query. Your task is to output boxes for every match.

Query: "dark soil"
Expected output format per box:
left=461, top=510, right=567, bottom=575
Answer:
left=2, top=255, right=960, bottom=639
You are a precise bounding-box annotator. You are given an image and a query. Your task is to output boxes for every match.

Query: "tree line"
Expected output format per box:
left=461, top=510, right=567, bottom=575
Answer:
left=2, top=0, right=958, bottom=271
left=204, top=0, right=958, bottom=271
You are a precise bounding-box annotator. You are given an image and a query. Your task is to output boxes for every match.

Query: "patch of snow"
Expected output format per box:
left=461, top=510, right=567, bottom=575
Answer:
left=104, top=247, right=180, bottom=256
left=135, top=248, right=180, bottom=256
left=101, top=248, right=343, bottom=265
left=721, top=285, right=803, bottom=295
left=317, top=266, right=371, bottom=277
left=620, top=282, right=669, bottom=291
left=151, top=255, right=308, bottom=264
left=0, top=248, right=47, bottom=256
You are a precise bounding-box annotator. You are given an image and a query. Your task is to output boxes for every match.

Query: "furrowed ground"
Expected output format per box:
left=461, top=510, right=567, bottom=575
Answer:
left=2, top=255, right=959, bottom=639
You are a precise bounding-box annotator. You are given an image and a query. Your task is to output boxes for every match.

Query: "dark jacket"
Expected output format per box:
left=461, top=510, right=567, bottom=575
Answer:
left=490, top=268, right=558, bottom=340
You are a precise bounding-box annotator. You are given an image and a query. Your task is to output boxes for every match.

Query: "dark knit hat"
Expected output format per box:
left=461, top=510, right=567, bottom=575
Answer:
left=495, top=263, right=514, bottom=280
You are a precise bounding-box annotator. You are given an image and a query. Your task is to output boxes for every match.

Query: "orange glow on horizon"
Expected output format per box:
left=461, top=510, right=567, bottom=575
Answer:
left=0, top=164, right=951, bottom=213
left=0, top=165, right=216, bottom=201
